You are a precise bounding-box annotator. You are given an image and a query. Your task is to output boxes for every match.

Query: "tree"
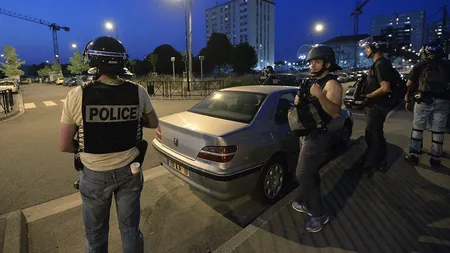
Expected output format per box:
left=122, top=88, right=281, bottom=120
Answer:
left=150, top=45, right=183, bottom=75
left=37, top=65, right=52, bottom=77
left=148, top=53, right=158, bottom=73
left=0, top=45, right=25, bottom=78
left=203, top=33, right=233, bottom=70
left=51, top=62, right=62, bottom=73
left=197, top=47, right=214, bottom=73
left=230, top=42, right=257, bottom=74
left=67, top=52, right=89, bottom=75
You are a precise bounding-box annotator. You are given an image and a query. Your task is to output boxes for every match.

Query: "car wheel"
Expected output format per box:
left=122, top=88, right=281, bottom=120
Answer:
left=252, top=156, right=286, bottom=204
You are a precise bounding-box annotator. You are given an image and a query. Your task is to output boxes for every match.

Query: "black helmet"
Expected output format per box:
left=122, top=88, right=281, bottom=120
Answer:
left=307, top=45, right=342, bottom=74
left=83, top=36, right=129, bottom=74
left=419, top=42, right=445, bottom=59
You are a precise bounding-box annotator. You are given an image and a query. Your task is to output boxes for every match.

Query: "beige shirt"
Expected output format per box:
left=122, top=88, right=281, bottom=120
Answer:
left=61, top=78, right=154, bottom=171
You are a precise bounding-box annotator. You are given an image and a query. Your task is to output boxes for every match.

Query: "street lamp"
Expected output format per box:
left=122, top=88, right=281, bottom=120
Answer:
left=311, top=23, right=324, bottom=44
left=199, top=55, right=205, bottom=80
left=71, top=44, right=77, bottom=49
left=171, top=57, right=176, bottom=80
left=174, top=0, right=192, bottom=92
left=105, top=21, right=119, bottom=39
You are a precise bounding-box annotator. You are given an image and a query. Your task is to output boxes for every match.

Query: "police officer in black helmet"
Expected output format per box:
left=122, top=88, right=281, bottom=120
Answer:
left=58, top=36, right=158, bottom=253
left=356, top=36, right=394, bottom=177
left=404, top=43, right=450, bottom=168
left=291, top=45, right=343, bottom=233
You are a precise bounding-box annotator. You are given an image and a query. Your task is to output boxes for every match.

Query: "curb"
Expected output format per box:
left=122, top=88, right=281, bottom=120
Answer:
left=0, top=94, right=24, bottom=122
left=1, top=211, right=27, bottom=253
left=213, top=136, right=367, bottom=253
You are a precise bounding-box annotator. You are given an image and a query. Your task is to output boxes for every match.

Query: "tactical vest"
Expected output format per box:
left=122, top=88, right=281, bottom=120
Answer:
left=80, top=81, right=140, bottom=154
left=417, top=59, right=450, bottom=98
left=289, top=75, right=335, bottom=136
left=364, top=57, right=393, bottom=107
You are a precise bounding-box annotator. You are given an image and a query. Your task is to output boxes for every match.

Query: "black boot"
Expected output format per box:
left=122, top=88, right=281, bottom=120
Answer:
left=430, top=158, right=441, bottom=169
left=405, top=154, right=419, bottom=165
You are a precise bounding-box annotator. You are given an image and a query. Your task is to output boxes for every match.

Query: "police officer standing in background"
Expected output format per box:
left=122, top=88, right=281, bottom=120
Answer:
left=261, top=65, right=280, bottom=85
left=356, top=36, right=394, bottom=177
left=404, top=43, right=450, bottom=168
left=58, top=36, right=159, bottom=253
left=291, top=45, right=343, bottom=233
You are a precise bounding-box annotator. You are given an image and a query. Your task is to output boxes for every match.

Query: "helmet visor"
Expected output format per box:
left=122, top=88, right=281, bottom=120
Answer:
left=358, top=37, right=374, bottom=48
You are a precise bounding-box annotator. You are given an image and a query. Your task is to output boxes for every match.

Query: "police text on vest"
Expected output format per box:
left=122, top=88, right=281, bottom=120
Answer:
left=86, top=105, right=139, bottom=123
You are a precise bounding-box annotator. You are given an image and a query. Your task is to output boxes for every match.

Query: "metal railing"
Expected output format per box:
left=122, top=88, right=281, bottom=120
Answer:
left=0, top=89, right=14, bottom=114
left=142, top=80, right=224, bottom=98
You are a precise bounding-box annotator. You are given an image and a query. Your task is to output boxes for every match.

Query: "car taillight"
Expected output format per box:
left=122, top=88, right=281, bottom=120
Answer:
left=156, top=125, right=162, bottom=141
left=197, top=145, right=237, bottom=163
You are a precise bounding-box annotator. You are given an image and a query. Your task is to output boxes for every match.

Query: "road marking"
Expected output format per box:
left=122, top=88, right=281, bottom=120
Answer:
left=22, top=165, right=168, bottom=223
left=43, top=101, right=57, bottom=107
left=24, top=103, right=36, bottom=109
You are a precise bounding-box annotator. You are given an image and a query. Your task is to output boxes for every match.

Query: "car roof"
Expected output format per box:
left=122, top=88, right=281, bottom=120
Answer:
left=221, top=85, right=298, bottom=94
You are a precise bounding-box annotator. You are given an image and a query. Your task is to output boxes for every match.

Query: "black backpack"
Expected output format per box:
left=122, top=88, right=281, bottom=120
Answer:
left=389, top=67, right=406, bottom=101
left=418, top=59, right=448, bottom=93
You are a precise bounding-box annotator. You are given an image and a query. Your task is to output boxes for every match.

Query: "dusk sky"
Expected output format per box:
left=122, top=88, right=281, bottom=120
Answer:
left=0, top=0, right=447, bottom=65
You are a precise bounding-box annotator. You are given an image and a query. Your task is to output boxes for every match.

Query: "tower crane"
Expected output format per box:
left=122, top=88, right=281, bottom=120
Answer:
left=0, top=8, right=70, bottom=64
left=349, top=0, right=371, bottom=68
left=350, top=0, right=371, bottom=35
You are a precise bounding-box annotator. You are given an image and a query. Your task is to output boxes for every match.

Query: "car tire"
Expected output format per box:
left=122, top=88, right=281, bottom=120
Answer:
left=252, top=156, right=286, bottom=205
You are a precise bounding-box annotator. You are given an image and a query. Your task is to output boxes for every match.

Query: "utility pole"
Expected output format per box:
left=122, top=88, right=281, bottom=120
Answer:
left=183, top=0, right=190, bottom=95
left=189, top=0, right=193, bottom=91
left=443, top=5, right=449, bottom=57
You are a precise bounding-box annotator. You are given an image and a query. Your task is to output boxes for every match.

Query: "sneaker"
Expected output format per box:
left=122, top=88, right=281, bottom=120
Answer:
left=405, top=154, right=419, bottom=165
left=73, top=179, right=80, bottom=190
left=305, top=215, right=330, bottom=233
left=291, top=201, right=312, bottom=216
left=430, top=158, right=441, bottom=168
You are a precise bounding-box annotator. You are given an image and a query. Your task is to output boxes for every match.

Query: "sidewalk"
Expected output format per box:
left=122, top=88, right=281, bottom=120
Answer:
left=214, top=132, right=450, bottom=253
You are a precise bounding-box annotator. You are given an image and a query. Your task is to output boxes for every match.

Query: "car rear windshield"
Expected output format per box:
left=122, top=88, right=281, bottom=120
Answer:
left=188, top=91, right=267, bottom=124
left=0, top=82, right=15, bottom=86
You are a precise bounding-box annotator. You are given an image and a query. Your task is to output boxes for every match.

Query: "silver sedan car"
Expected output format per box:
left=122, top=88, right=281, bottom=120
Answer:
left=152, top=85, right=353, bottom=203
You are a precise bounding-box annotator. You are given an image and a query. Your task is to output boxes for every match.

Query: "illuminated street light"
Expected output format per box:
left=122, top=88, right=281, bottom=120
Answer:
left=311, top=23, right=324, bottom=44
left=105, top=21, right=119, bottom=39
left=315, top=23, right=324, bottom=32
left=0, top=54, right=4, bottom=57
left=71, top=44, right=77, bottom=49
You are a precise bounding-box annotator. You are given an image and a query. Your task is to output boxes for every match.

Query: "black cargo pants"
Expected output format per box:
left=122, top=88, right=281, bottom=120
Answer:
left=363, top=105, right=390, bottom=169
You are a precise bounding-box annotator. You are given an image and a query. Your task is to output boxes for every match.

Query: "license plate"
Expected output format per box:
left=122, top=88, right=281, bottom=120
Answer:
left=355, top=101, right=363, bottom=104
left=168, top=159, right=190, bottom=177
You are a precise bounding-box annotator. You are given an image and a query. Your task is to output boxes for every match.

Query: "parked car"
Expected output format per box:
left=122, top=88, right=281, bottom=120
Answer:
left=343, top=73, right=407, bottom=109
left=259, top=73, right=299, bottom=86
left=55, top=77, right=64, bottom=85
left=0, top=80, right=19, bottom=93
left=152, top=85, right=354, bottom=204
